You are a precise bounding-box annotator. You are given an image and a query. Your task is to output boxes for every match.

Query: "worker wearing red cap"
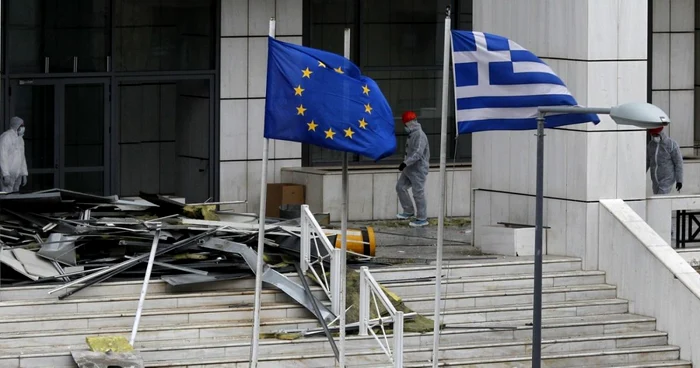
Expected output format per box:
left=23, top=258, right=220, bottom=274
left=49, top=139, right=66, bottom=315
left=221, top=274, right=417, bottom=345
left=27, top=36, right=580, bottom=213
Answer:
left=396, top=111, right=430, bottom=227
left=647, top=127, right=683, bottom=195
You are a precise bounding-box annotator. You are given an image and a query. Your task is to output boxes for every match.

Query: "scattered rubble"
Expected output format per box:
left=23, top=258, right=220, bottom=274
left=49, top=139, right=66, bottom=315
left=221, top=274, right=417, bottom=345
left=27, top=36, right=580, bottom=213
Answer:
left=0, top=189, right=363, bottom=294
left=0, top=188, right=442, bottom=352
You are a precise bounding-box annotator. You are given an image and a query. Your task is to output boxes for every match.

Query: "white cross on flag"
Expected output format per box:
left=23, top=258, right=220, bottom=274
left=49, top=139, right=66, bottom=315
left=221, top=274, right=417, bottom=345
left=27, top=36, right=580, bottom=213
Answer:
left=451, top=30, right=600, bottom=134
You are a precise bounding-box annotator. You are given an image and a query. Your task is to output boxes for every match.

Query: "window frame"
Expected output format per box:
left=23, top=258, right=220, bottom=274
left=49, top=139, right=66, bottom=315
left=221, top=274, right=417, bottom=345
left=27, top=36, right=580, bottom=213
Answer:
left=0, top=0, right=222, bottom=199
left=301, top=0, right=473, bottom=167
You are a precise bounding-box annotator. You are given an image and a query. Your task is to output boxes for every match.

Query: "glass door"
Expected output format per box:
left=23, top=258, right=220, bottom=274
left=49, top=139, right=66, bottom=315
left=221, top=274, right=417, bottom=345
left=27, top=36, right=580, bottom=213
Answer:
left=10, top=80, right=59, bottom=191
left=9, top=79, right=109, bottom=194
left=62, top=82, right=109, bottom=194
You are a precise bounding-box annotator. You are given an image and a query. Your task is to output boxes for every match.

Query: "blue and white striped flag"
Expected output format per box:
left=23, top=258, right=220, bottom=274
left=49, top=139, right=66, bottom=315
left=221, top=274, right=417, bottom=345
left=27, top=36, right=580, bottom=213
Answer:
left=451, top=30, right=600, bottom=134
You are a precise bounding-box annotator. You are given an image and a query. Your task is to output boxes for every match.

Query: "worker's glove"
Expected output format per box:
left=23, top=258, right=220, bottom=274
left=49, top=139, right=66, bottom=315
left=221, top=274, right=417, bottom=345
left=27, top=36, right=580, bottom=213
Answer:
left=677, top=182, right=683, bottom=192
left=21, top=176, right=27, bottom=187
left=398, top=162, right=407, bottom=171
left=2, top=176, right=10, bottom=186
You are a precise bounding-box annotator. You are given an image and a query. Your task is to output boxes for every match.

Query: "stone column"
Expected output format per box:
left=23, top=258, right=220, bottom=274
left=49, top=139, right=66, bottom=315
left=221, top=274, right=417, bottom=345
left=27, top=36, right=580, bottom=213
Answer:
left=472, top=0, right=649, bottom=269
left=219, top=0, right=304, bottom=212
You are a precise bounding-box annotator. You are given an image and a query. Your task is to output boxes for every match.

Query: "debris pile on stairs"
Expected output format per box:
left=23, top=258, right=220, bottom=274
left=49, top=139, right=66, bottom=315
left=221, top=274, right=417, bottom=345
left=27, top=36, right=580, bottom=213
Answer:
left=0, top=189, right=367, bottom=295
left=0, top=188, right=439, bottom=367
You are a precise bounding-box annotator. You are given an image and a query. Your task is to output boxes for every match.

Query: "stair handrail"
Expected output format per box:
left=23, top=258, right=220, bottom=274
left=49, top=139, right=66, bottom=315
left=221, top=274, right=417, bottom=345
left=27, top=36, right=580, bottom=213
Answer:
left=358, top=266, right=404, bottom=368
left=300, top=204, right=341, bottom=315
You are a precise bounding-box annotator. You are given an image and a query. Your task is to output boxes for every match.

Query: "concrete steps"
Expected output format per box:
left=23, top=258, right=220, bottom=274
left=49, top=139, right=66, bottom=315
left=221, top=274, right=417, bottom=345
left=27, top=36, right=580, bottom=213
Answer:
left=0, top=302, right=316, bottom=333
left=0, top=256, right=690, bottom=368
left=0, top=317, right=318, bottom=350
left=0, top=287, right=327, bottom=317
left=0, top=274, right=311, bottom=302
left=415, top=298, right=628, bottom=323
left=0, top=312, right=661, bottom=360
left=145, top=345, right=686, bottom=368
left=0, top=283, right=619, bottom=334
left=0, top=310, right=667, bottom=366
left=369, top=257, right=583, bottom=282
left=447, top=313, right=657, bottom=338
left=0, top=297, right=625, bottom=335
left=383, top=270, right=606, bottom=297
left=2, top=331, right=674, bottom=368
left=0, top=297, right=630, bottom=350
left=402, top=283, right=618, bottom=308
left=394, top=346, right=688, bottom=368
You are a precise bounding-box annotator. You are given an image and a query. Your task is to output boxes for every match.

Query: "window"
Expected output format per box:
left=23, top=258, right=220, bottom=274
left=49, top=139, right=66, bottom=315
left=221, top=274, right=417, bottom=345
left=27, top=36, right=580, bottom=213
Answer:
left=5, top=0, right=217, bottom=74
left=3, top=0, right=219, bottom=200
left=5, top=0, right=110, bottom=73
left=304, top=0, right=473, bottom=166
left=115, top=0, right=216, bottom=72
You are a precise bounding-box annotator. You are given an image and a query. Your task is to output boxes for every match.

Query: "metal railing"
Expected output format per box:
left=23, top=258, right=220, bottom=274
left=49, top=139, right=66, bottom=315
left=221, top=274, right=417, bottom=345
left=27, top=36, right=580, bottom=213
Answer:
left=358, top=266, right=404, bottom=368
left=675, top=210, right=700, bottom=249
left=300, top=204, right=341, bottom=315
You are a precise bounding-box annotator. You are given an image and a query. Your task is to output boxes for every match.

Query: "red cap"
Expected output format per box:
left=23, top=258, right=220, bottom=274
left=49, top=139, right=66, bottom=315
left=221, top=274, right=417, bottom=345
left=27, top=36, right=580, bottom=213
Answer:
left=402, top=111, right=417, bottom=124
left=648, top=127, right=664, bottom=135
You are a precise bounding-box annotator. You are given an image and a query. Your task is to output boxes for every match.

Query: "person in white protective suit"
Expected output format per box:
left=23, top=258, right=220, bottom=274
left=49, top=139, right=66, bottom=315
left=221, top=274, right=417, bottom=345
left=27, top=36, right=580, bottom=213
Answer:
left=396, top=111, right=430, bottom=227
left=0, top=116, right=28, bottom=193
left=647, top=126, right=683, bottom=195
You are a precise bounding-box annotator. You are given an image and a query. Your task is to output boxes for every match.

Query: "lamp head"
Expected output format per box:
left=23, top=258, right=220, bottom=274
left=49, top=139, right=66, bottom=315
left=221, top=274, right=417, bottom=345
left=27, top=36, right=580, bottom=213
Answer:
left=609, top=102, right=670, bottom=129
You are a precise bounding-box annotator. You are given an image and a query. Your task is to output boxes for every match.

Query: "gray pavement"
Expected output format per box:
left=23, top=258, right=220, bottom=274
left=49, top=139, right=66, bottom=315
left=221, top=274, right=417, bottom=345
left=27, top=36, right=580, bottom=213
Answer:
left=347, top=217, right=485, bottom=264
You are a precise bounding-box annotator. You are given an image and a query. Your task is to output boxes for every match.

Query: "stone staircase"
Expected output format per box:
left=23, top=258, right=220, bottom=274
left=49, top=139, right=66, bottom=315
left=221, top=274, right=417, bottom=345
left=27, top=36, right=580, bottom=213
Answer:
left=0, top=256, right=691, bottom=367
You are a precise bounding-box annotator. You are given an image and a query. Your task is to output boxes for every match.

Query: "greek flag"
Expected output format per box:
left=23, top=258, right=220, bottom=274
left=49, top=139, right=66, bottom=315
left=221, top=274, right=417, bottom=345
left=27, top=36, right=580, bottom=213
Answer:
left=451, top=30, right=600, bottom=134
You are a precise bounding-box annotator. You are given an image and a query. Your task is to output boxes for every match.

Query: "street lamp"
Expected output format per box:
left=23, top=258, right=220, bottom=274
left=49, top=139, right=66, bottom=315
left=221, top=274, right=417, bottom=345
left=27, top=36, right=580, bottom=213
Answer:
left=531, top=102, right=670, bottom=368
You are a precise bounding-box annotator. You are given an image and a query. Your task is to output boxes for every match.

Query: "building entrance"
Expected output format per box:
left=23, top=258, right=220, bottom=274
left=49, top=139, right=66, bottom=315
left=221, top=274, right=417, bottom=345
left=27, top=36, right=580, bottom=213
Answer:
left=2, top=0, right=219, bottom=200
left=9, top=79, right=109, bottom=194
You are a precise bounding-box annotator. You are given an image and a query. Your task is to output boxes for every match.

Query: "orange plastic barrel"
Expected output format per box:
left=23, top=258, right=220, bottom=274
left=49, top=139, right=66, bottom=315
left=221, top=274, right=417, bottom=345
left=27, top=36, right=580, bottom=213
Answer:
left=325, top=226, right=376, bottom=256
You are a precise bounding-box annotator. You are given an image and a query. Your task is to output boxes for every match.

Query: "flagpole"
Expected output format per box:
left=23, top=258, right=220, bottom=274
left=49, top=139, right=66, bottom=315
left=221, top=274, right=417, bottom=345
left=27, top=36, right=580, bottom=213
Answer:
left=249, top=17, right=275, bottom=368
left=338, top=27, right=351, bottom=368
left=531, top=114, right=544, bottom=368
left=432, top=6, right=451, bottom=368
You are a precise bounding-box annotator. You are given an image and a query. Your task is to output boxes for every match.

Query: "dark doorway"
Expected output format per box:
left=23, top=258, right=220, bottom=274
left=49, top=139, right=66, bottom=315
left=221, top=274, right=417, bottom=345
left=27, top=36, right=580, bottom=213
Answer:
left=9, top=79, right=109, bottom=194
left=3, top=0, right=220, bottom=200
left=116, top=78, right=212, bottom=203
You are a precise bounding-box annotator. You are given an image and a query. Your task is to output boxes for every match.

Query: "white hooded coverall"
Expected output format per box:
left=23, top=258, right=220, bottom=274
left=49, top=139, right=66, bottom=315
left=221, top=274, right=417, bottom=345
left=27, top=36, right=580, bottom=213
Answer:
left=646, top=132, right=683, bottom=195
left=0, top=117, right=28, bottom=193
left=396, top=119, right=430, bottom=221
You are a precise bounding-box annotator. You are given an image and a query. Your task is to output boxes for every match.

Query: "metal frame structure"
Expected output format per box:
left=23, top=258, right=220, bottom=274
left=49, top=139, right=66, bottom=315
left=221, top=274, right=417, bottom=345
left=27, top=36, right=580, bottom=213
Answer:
left=129, top=227, right=161, bottom=345
left=0, top=0, right=222, bottom=200
left=358, top=266, right=404, bottom=368
left=300, top=204, right=341, bottom=315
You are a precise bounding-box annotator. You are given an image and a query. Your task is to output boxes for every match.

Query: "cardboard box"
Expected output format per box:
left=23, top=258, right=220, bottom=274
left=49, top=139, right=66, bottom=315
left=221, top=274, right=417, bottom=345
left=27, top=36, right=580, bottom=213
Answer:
left=266, top=183, right=305, bottom=218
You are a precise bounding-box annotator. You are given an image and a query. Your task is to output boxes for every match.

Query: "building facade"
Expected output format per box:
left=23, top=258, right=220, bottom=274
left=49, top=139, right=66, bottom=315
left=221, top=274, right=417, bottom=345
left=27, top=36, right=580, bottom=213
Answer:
left=0, top=0, right=697, bottom=222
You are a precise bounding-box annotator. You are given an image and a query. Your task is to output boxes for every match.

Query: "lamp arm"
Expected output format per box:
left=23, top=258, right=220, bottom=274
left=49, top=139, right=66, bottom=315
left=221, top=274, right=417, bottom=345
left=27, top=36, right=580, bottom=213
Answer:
left=537, top=106, right=612, bottom=115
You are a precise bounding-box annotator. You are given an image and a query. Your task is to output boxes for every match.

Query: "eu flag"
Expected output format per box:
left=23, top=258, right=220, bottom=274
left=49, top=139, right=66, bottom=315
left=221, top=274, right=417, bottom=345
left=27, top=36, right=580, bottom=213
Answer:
left=264, top=37, right=397, bottom=161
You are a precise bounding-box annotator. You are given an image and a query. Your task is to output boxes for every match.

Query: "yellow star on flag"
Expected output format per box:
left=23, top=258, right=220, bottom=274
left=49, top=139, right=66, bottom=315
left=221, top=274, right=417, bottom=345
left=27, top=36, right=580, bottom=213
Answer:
left=364, top=103, right=373, bottom=114
left=362, top=85, right=370, bottom=95
left=334, top=66, right=344, bottom=74
left=296, top=104, right=307, bottom=116
left=294, top=85, right=304, bottom=96
left=318, top=61, right=326, bottom=68
left=307, top=120, right=318, bottom=131
left=358, top=118, right=368, bottom=129
left=302, top=67, right=313, bottom=78
left=324, top=128, right=336, bottom=139
left=344, top=127, right=355, bottom=139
